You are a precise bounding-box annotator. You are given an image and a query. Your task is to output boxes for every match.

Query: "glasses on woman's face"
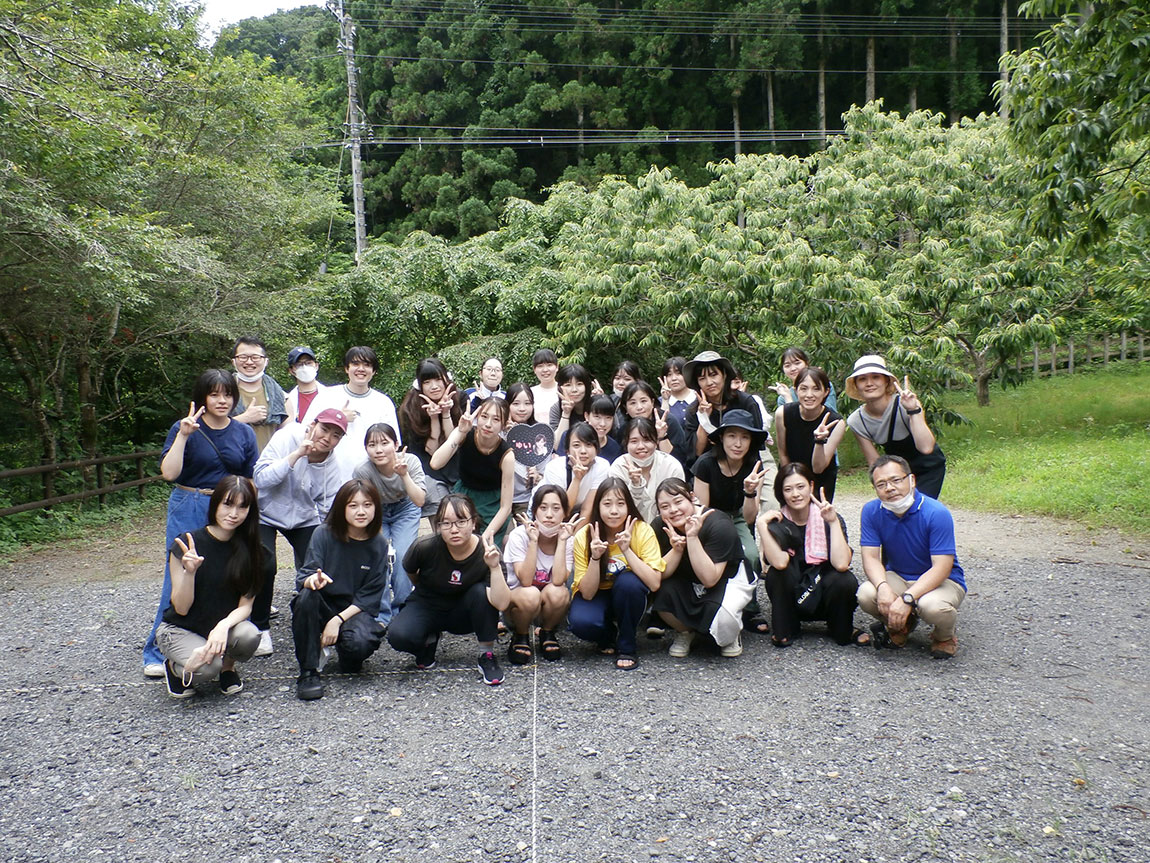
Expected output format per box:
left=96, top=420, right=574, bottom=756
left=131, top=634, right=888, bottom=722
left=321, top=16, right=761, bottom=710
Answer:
left=873, top=474, right=910, bottom=492
left=439, top=517, right=474, bottom=532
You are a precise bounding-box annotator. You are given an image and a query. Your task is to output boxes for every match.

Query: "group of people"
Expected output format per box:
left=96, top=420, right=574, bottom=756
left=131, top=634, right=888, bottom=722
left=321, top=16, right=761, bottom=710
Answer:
left=144, top=338, right=966, bottom=701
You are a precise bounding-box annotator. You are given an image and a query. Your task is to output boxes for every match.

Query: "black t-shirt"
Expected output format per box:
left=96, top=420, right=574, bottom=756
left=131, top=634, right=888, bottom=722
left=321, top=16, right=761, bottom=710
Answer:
left=457, top=431, right=510, bottom=491
left=163, top=528, right=248, bottom=638
left=691, top=450, right=754, bottom=514
left=782, top=402, right=842, bottom=475
left=767, top=514, right=849, bottom=572
left=404, top=535, right=491, bottom=599
left=652, top=509, right=744, bottom=586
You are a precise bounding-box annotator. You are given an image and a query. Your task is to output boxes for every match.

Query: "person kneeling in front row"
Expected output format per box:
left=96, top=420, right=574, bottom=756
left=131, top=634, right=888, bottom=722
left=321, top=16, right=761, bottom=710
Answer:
left=856, top=455, right=966, bottom=658
left=294, top=479, right=389, bottom=700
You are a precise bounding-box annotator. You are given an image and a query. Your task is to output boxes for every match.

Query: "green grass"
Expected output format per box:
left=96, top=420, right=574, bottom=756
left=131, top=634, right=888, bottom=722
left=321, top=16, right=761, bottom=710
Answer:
left=837, top=363, right=1150, bottom=536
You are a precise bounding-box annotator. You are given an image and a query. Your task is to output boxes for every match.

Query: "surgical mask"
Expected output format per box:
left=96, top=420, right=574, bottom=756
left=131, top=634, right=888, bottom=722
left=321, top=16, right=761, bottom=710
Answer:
left=293, top=365, right=318, bottom=384
left=630, top=452, right=657, bottom=468
left=536, top=523, right=561, bottom=538
left=236, top=371, right=264, bottom=383
left=880, top=489, right=916, bottom=516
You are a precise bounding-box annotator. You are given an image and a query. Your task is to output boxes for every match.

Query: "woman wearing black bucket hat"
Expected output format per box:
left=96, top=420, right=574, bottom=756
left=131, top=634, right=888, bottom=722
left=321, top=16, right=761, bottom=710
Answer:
left=681, top=351, right=765, bottom=463
left=844, top=355, right=947, bottom=499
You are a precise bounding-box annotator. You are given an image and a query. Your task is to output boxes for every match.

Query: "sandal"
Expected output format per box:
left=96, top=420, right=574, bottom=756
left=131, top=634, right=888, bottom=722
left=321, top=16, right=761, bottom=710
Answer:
left=870, top=621, right=904, bottom=650
left=850, top=628, right=872, bottom=647
left=771, top=635, right=792, bottom=648
left=538, top=629, right=562, bottom=661
left=508, top=633, right=533, bottom=665
left=743, top=610, right=770, bottom=635
left=597, top=643, right=617, bottom=656
left=615, top=653, right=639, bottom=671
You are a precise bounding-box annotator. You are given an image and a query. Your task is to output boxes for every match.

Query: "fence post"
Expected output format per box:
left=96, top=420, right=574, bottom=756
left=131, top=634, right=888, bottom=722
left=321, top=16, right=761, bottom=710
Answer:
left=1140, top=333, right=1145, bottom=362
left=137, top=454, right=146, bottom=501
left=1085, top=336, right=1093, bottom=365
left=1121, top=331, right=1128, bottom=361
left=1068, top=338, right=1075, bottom=374
left=1032, top=343, right=1039, bottom=375
left=96, top=457, right=106, bottom=509
left=1051, top=342, right=1057, bottom=375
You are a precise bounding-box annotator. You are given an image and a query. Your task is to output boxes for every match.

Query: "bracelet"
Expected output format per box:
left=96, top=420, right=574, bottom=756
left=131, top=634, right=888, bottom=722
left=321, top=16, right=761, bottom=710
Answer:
left=814, top=437, right=828, bottom=445
left=335, top=613, right=345, bottom=624
left=743, top=490, right=756, bottom=499
left=905, top=407, right=923, bottom=416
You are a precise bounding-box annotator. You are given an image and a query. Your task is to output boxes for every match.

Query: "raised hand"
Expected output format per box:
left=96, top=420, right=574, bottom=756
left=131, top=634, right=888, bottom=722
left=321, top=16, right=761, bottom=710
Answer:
left=341, top=399, right=359, bottom=425
left=590, top=378, right=604, bottom=396
left=517, top=512, right=540, bottom=543
left=757, top=508, right=783, bottom=527
left=654, top=408, right=669, bottom=441
left=294, top=422, right=316, bottom=459
left=568, top=453, right=589, bottom=480
left=616, top=516, right=635, bottom=554
left=482, top=534, right=502, bottom=569
left=173, top=533, right=204, bottom=574
left=177, top=402, right=205, bottom=437
left=696, top=395, right=713, bottom=418
left=812, top=413, right=841, bottom=444
left=659, top=376, right=672, bottom=402
left=394, top=446, right=410, bottom=477
left=743, top=460, right=765, bottom=497
left=624, top=455, right=644, bottom=486
left=897, top=375, right=921, bottom=412
left=457, top=406, right=475, bottom=435
left=238, top=402, right=268, bottom=424
left=663, top=523, right=687, bottom=552
left=304, top=568, right=333, bottom=592
left=588, top=523, right=608, bottom=560
left=813, top=487, right=838, bottom=524
left=420, top=392, right=443, bottom=417
left=770, top=381, right=791, bottom=397
left=558, top=513, right=580, bottom=543
left=683, top=512, right=703, bottom=538
left=559, top=395, right=575, bottom=417
left=440, top=383, right=459, bottom=411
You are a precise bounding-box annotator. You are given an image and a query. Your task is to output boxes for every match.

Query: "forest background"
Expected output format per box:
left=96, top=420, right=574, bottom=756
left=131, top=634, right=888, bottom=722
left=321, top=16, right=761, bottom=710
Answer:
left=0, top=0, right=1146, bottom=524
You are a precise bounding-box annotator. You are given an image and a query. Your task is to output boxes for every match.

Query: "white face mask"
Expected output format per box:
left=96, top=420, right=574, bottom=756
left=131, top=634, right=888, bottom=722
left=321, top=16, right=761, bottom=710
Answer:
left=293, top=365, right=318, bottom=384
left=880, top=489, right=916, bottom=515
left=630, top=452, right=657, bottom=468
left=536, top=522, right=561, bottom=538
left=236, top=371, right=264, bottom=383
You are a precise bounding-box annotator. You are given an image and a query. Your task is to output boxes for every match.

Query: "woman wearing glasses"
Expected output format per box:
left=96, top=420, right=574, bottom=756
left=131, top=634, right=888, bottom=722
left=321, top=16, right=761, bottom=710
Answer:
left=386, top=494, right=512, bottom=685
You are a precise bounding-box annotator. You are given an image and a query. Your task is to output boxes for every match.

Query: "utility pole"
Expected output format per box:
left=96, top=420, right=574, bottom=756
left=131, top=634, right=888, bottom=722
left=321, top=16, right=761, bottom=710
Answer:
left=329, top=0, right=367, bottom=262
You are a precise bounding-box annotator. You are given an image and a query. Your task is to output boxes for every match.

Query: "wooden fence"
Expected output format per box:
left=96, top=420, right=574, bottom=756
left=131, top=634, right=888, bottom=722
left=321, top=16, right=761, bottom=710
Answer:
left=0, top=450, right=163, bottom=518
left=1018, top=331, right=1147, bottom=377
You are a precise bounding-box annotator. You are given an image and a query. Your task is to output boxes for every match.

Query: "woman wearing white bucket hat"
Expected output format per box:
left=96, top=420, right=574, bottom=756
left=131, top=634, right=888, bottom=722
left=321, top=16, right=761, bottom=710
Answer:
left=844, top=355, right=946, bottom=499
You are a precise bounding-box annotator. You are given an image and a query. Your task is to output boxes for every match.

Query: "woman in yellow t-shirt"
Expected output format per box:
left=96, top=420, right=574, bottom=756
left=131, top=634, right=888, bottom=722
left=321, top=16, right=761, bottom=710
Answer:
left=569, top=477, right=665, bottom=670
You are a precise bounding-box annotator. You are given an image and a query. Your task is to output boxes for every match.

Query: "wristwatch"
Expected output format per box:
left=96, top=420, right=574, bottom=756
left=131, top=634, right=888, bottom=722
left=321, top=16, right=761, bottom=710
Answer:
left=901, top=592, right=917, bottom=608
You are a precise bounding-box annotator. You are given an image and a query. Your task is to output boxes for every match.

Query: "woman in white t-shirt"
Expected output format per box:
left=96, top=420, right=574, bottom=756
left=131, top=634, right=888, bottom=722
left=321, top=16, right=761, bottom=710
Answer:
left=535, top=421, right=609, bottom=524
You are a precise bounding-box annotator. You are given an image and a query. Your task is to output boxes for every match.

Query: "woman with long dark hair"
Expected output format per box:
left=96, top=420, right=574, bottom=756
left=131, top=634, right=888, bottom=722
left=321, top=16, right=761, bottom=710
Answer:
left=398, top=357, right=464, bottom=518
left=549, top=363, right=595, bottom=437
left=681, top=351, right=764, bottom=460
left=774, top=366, right=845, bottom=502
left=156, top=475, right=264, bottom=698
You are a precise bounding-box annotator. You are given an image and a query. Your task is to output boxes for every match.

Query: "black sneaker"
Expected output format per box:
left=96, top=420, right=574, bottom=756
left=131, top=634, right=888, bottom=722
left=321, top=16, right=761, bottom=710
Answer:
left=415, top=634, right=439, bottom=670
left=218, top=669, right=243, bottom=695
left=165, top=661, right=194, bottom=700
left=478, top=651, right=504, bottom=686
left=296, top=669, right=324, bottom=701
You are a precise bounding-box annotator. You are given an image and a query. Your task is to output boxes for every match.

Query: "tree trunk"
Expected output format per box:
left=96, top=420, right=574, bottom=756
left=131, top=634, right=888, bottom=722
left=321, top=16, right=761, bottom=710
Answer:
left=77, top=349, right=99, bottom=496
left=731, top=34, right=742, bottom=156
left=866, top=36, right=875, bottom=104
left=908, top=37, right=917, bottom=111
left=0, top=322, right=58, bottom=498
left=766, top=71, right=775, bottom=134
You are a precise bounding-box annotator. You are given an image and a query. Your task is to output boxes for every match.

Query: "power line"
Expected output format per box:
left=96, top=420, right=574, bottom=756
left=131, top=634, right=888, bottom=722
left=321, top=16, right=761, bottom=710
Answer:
left=311, top=129, right=847, bottom=149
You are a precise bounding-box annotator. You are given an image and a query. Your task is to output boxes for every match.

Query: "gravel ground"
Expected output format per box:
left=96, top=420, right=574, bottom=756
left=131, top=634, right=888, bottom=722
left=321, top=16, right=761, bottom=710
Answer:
left=0, top=495, right=1147, bottom=863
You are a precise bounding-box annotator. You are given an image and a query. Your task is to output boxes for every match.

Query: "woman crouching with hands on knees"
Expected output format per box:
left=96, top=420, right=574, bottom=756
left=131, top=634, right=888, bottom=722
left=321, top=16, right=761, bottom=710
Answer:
left=293, top=479, right=389, bottom=701
left=756, top=463, right=864, bottom=648
left=387, top=494, right=512, bottom=685
left=156, top=475, right=263, bottom=699
left=651, top=478, right=756, bottom=659
left=503, top=485, right=576, bottom=665
left=568, top=478, right=665, bottom=671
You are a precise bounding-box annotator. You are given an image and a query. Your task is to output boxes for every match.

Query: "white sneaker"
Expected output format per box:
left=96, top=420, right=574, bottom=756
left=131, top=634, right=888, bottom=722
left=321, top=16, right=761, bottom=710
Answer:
left=668, top=630, right=695, bottom=658
left=143, top=662, right=165, bottom=678
left=254, top=630, right=273, bottom=657
left=720, top=632, right=743, bottom=657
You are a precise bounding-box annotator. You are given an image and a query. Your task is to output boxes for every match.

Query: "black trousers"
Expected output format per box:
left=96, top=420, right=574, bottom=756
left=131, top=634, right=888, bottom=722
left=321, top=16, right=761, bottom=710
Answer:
left=291, top=587, right=384, bottom=672
left=765, top=564, right=859, bottom=644
left=387, top=582, right=498, bottom=655
left=255, top=523, right=316, bottom=631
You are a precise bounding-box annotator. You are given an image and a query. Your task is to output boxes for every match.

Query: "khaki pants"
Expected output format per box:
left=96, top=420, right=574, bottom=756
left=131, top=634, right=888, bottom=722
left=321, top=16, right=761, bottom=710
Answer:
left=156, top=621, right=260, bottom=687
left=857, top=572, right=965, bottom=642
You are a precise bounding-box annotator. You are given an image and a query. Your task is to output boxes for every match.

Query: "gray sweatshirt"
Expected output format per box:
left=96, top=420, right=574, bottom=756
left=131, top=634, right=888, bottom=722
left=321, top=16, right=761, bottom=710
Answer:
left=254, top=425, right=346, bottom=530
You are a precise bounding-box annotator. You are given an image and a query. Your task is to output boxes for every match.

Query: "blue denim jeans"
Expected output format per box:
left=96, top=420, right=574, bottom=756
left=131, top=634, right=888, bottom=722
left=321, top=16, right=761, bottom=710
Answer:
left=376, top=497, right=422, bottom=626
left=143, top=486, right=211, bottom=667
left=568, top=570, right=649, bottom=656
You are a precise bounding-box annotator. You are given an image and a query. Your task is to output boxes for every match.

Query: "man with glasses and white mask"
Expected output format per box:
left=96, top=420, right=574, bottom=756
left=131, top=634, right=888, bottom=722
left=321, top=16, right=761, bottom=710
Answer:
left=856, top=455, right=966, bottom=658
left=284, top=346, right=326, bottom=424
left=230, top=336, right=289, bottom=451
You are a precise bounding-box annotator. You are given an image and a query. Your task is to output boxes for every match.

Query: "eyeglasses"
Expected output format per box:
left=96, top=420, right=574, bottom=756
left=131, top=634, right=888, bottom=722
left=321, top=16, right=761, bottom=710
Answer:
left=233, top=354, right=266, bottom=362
left=438, top=518, right=474, bottom=531
left=873, top=475, right=910, bottom=491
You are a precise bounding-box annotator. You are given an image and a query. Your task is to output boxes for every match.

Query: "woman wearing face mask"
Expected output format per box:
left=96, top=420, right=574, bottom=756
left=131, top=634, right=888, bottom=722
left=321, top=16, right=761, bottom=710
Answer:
left=844, top=355, right=946, bottom=499
left=774, top=367, right=845, bottom=502
left=284, top=346, right=326, bottom=424
left=682, top=351, right=764, bottom=460
left=651, top=478, right=754, bottom=659
left=399, top=358, right=464, bottom=519
left=769, top=347, right=838, bottom=411
left=756, top=463, right=864, bottom=647
left=569, top=478, right=665, bottom=670
left=609, top=417, right=685, bottom=522
left=502, top=484, right=576, bottom=664
left=157, top=475, right=264, bottom=698
left=536, top=421, right=610, bottom=524
left=353, top=423, right=427, bottom=625
left=431, top=397, right=516, bottom=546
left=292, top=479, right=390, bottom=700
left=658, top=356, right=696, bottom=425
left=549, top=363, right=595, bottom=437
left=615, top=380, right=690, bottom=467
left=143, top=370, right=259, bottom=678
left=387, top=494, right=511, bottom=685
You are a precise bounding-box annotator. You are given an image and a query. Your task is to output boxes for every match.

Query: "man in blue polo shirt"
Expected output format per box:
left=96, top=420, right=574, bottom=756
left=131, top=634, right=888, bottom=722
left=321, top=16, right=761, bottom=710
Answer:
left=857, top=455, right=966, bottom=658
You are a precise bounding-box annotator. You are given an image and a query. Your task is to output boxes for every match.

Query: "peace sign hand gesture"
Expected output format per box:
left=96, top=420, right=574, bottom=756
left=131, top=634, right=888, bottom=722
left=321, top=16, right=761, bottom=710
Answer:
left=394, top=446, right=410, bottom=477
left=482, top=534, right=502, bottom=569
left=616, top=516, right=635, bottom=554
left=812, top=487, right=838, bottom=524
left=588, top=523, right=608, bottom=560
left=659, top=376, right=672, bottom=402
left=654, top=408, right=669, bottom=441
left=663, top=522, right=687, bottom=552
left=568, top=453, right=589, bottom=480
left=812, top=413, right=841, bottom=444
left=696, top=395, right=713, bottom=418
left=683, top=512, right=703, bottom=538
left=517, top=512, right=540, bottom=543
left=420, top=392, right=443, bottom=417
left=770, top=381, right=791, bottom=397
left=743, top=460, right=765, bottom=496
left=590, top=378, right=604, bottom=397
left=558, top=513, right=580, bottom=543
left=897, top=375, right=922, bottom=412
left=295, top=422, right=317, bottom=459
left=177, top=402, right=205, bottom=438
left=457, top=406, right=476, bottom=435
left=624, top=456, right=644, bottom=487
left=173, top=532, right=204, bottom=574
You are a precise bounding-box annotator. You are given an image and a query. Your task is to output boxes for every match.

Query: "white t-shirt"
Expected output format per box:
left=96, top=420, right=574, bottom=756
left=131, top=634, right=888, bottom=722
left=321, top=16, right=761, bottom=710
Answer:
left=302, top=384, right=401, bottom=481
left=534, top=455, right=610, bottom=512
left=608, top=451, right=685, bottom=523
left=502, top=524, right=575, bottom=589
left=531, top=383, right=560, bottom=425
